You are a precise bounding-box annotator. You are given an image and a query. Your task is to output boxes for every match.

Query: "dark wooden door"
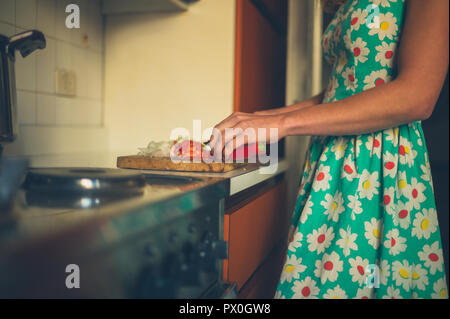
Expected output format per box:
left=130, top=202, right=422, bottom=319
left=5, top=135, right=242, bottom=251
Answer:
left=234, top=0, right=288, bottom=113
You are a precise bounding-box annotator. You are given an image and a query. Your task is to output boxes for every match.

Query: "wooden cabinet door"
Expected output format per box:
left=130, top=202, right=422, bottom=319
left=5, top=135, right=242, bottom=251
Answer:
left=223, top=181, right=289, bottom=291
left=237, top=240, right=286, bottom=299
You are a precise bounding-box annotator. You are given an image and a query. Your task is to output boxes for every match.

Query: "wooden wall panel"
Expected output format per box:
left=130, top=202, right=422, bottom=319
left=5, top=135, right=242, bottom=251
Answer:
left=234, top=0, right=287, bottom=113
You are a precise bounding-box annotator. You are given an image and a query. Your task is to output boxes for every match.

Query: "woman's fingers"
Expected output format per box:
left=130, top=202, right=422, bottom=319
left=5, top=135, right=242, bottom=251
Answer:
left=223, top=129, right=258, bottom=161
left=209, top=113, right=283, bottom=161
left=209, top=112, right=254, bottom=150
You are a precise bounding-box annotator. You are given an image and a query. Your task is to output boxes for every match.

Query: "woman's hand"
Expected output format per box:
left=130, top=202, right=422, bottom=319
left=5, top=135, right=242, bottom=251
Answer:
left=208, top=112, right=287, bottom=160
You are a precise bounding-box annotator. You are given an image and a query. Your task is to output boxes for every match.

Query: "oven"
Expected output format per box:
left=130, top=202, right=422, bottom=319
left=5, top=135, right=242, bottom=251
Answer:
left=0, top=167, right=237, bottom=299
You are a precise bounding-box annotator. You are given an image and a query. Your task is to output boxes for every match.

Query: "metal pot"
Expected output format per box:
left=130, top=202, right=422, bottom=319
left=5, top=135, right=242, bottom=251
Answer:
left=0, top=30, right=46, bottom=157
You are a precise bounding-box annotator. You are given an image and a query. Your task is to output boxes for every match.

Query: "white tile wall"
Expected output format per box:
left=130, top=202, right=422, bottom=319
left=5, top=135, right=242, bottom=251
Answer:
left=15, top=0, right=37, bottom=29
left=36, top=93, right=56, bottom=125
left=0, top=0, right=15, bottom=25
left=0, top=21, right=15, bottom=36
left=0, top=0, right=104, bottom=129
left=36, top=0, right=56, bottom=38
left=17, top=90, right=36, bottom=124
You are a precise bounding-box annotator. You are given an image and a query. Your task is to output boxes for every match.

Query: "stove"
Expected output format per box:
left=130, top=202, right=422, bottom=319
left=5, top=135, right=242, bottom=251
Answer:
left=0, top=165, right=235, bottom=298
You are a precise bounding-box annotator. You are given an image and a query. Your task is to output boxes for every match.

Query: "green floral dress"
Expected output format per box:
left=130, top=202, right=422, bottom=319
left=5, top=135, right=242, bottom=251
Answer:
left=275, top=0, right=448, bottom=299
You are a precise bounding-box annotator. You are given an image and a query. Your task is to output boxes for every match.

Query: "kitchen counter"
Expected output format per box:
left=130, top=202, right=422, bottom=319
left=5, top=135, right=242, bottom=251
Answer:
left=0, top=153, right=287, bottom=298
left=0, top=156, right=287, bottom=258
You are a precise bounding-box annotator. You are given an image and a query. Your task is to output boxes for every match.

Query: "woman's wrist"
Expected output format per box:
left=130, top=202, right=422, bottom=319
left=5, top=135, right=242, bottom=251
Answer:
left=277, top=113, right=294, bottom=139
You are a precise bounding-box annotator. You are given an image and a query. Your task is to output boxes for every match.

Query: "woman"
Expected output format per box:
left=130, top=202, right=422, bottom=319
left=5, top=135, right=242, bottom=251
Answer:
left=209, top=0, right=449, bottom=298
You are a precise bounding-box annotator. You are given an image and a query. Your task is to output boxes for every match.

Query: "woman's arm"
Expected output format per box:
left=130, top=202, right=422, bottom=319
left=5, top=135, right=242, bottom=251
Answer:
left=209, top=0, right=448, bottom=156
left=253, top=91, right=324, bottom=115
left=281, top=0, right=449, bottom=137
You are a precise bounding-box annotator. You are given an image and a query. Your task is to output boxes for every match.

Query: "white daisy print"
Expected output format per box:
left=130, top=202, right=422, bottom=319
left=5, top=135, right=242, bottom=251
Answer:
left=407, top=177, right=426, bottom=210
left=312, top=164, right=333, bottom=192
left=392, top=260, right=412, bottom=291
left=399, top=136, right=418, bottom=167
left=342, top=154, right=358, bottom=182
left=280, top=255, right=306, bottom=284
left=347, top=194, right=363, bottom=220
left=368, top=12, right=399, bottom=40
left=396, top=171, right=411, bottom=199
left=418, top=241, right=444, bottom=275
left=354, top=136, right=363, bottom=155
left=375, top=41, right=397, bottom=67
left=385, top=127, right=399, bottom=147
left=420, top=161, right=432, bottom=182
left=274, top=290, right=285, bottom=299
left=300, top=200, right=313, bottom=224
left=349, top=256, right=370, bottom=286
left=307, top=224, right=335, bottom=254
left=288, top=231, right=303, bottom=252
left=382, top=285, right=403, bottom=299
left=412, top=208, right=438, bottom=240
left=333, top=23, right=342, bottom=43
left=363, top=69, right=391, bottom=90
left=358, top=169, right=380, bottom=200
left=382, top=186, right=396, bottom=215
left=323, top=77, right=339, bottom=103
left=323, top=285, right=348, bottom=299
left=431, top=278, right=449, bottom=299
left=291, top=277, right=320, bottom=299
left=351, top=37, right=370, bottom=65
left=411, top=263, right=429, bottom=291
left=383, top=151, right=398, bottom=179
left=336, top=226, right=358, bottom=257
left=364, top=217, right=383, bottom=249
left=342, top=66, right=358, bottom=92
left=321, top=190, right=345, bottom=223
left=343, top=28, right=352, bottom=51
left=314, top=252, right=344, bottom=284
left=365, top=133, right=382, bottom=158
left=378, top=259, right=391, bottom=286
left=331, top=136, right=348, bottom=160
left=371, top=0, right=398, bottom=8
left=355, top=287, right=374, bottom=299
left=335, top=50, right=348, bottom=74
left=393, top=200, right=412, bottom=229
left=383, top=229, right=407, bottom=256
left=350, top=8, right=368, bottom=31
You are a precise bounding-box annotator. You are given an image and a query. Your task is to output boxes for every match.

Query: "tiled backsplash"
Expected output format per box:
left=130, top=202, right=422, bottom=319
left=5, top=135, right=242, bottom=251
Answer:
left=0, top=0, right=103, bottom=128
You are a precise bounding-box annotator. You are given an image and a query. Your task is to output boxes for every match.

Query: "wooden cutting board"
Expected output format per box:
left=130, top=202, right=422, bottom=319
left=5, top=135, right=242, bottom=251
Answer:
left=117, top=156, right=246, bottom=173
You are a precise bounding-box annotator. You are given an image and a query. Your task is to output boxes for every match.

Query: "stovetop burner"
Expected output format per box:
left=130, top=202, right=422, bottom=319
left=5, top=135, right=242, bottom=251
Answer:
left=21, top=168, right=147, bottom=209
left=23, top=168, right=146, bottom=194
